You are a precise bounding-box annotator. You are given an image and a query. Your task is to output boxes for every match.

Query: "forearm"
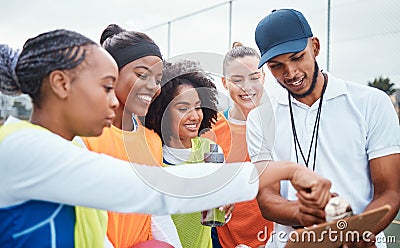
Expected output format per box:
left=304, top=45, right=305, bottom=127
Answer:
left=254, top=160, right=297, bottom=189
left=363, top=190, right=400, bottom=235
left=1, top=130, right=259, bottom=214
left=255, top=162, right=301, bottom=227
left=257, top=187, right=301, bottom=226
left=366, top=154, right=400, bottom=235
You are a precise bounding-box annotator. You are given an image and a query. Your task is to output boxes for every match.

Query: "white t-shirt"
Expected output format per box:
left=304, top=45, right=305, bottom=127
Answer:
left=247, top=73, right=400, bottom=248
left=0, top=117, right=258, bottom=215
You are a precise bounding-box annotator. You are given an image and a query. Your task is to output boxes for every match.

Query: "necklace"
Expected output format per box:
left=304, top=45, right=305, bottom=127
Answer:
left=288, top=73, right=327, bottom=171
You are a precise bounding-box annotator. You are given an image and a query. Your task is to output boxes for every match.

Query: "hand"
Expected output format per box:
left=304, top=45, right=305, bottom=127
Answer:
left=219, top=204, right=235, bottom=222
left=291, top=167, right=331, bottom=209
left=296, top=203, right=326, bottom=227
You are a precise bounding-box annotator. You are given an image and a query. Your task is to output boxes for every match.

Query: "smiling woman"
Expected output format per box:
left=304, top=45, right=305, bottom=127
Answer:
left=80, top=24, right=182, bottom=248
left=144, top=60, right=220, bottom=248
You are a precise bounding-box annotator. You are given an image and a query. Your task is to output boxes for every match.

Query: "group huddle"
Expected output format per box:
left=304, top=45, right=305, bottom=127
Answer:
left=0, top=8, right=398, bottom=248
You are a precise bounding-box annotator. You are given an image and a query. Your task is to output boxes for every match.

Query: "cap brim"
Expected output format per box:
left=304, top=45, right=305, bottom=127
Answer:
left=258, top=38, right=309, bottom=68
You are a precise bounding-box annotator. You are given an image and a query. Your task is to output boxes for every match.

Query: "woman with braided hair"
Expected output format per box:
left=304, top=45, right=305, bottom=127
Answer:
left=0, top=29, right=332, bottom=248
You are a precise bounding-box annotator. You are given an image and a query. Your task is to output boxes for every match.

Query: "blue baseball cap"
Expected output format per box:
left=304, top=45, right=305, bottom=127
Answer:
left=255, top=9, right=313, bottom=68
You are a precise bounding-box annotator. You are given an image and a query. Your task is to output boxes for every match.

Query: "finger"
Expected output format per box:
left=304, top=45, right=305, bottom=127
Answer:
left=219, top=204, right=234, bottom=215
left=220, top=206, right=234, bottom=216
left=225, top=212, right=232, bottom=223
left=226, top=204, right=235, bottom=215
left=297, top=184, right=331, bottom=208
left=299, top=204, right=326, bottom=219
left=331, top=192, right=339, bottom=197
left=298, top=211, right=326, bottom=226
left=297, top=190, right=330, bottom=208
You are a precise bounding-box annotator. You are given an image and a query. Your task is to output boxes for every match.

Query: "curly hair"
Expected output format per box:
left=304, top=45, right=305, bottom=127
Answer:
left=0, top=29, right=96, bottom=107
left=145, top=60, right=218, bottom=145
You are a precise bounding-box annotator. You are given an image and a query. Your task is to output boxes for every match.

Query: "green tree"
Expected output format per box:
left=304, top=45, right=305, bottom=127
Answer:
left=368, top=76, right=397, bottom=95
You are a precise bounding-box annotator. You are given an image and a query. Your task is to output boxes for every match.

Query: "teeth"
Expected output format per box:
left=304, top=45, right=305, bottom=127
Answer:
left=291, top=79, right=303, bottom=86
left=185, top=124, right=197, bottom=128
left=138, top=95, right=152, bottom=102
left=240, top=94, right=255, bottom=99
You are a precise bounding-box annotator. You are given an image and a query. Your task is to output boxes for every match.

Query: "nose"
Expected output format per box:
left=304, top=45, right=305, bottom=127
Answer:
left=146, top=76, right=160, bottom=91
left=110, top=91, right=119, bottom=109
left=188, top=108, right=201, bottom=121
left=283, top=64, right=297, bottom=80
left=241, top=82, right=253, bottom=93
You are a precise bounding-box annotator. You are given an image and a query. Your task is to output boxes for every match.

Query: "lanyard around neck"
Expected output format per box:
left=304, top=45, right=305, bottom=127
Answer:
left=288, top=73, right=327, bottom=171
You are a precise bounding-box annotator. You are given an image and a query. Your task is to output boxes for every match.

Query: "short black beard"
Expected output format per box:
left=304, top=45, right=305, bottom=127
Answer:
left=278, top=61, right=319, bottom=99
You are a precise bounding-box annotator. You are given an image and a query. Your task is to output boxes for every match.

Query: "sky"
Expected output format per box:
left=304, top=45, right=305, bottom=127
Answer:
left=1, top=0, right=400, bottom=97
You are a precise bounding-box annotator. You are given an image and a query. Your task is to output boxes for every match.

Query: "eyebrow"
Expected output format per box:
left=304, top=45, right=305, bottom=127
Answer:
left=174, top=100, right=201, bottom=106
left=249, top=71, right=261, bottom=76
left=103, top=75, right=117, bottom=82
left=229, top=75, right=244, bottom=78
left=133, top=65, right=162, bottom=77
left=229, top=71, right=260, bottom=78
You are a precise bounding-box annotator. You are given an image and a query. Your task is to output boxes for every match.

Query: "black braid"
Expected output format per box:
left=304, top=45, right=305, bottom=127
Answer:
left=0, top=44, right=21, bottom=95
left=15, top=29, right=96, bottom=107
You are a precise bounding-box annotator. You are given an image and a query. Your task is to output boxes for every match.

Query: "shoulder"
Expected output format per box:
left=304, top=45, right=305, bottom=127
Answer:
left=345, top=81, right=394, bottom=112
left=0, top=118, right=49, bottom=144
left=211, top=111, right=230, bottom=130
left=213, top=111, right=229, bottom=126
left=195, top=136, right=215, bottom=146
left=143, top=126, right=162, bottom=147
left=326, top=75, right=394, bottom=113
left=334, top=76, right=391, bottom=103
left=81, top=126, right=119, bottom=149
left=248, top=102, right=275, bottom=123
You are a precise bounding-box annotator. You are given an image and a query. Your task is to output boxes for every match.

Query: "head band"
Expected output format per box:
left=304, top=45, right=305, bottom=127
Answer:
left=110, top=42, right=162, bottom=69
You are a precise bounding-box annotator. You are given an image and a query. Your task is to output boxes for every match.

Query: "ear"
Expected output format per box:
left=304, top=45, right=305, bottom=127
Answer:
left=221, top=77, right=228, bottom=90
left=48, top=70, right=71, bottom=99
left=260, top=71, right=266, bottom=85
left=311, top=37, right=320, bottom=57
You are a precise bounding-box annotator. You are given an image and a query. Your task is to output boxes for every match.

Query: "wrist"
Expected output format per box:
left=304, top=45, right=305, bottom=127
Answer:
left=293, top=202, right=304, bottom=228
left=285, top=161, right=301, bottom=181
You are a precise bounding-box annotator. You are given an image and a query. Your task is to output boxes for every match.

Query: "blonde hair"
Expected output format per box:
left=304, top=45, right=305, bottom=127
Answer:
left=223, top=42, right=260, bottom=76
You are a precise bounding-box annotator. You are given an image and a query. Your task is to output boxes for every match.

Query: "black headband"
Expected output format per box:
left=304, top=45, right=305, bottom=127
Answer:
left=110, top=42, right=162, bottom=69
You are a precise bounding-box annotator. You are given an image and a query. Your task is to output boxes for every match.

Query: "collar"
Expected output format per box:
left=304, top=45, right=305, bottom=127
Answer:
left=277, top=72, right=348, bottom=106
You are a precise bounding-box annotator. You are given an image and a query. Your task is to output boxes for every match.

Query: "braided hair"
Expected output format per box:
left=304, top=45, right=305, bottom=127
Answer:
left=145, top=60, right=218, bottom=145
left=0, top=29, right=96, bottom=107
left=0, top=44, right=20, bottom=96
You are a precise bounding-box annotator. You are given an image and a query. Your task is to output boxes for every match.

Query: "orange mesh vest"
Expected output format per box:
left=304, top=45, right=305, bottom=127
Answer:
left=203, top=111, right=274, bottom=248
left=83, top=124, right=162, bottom=248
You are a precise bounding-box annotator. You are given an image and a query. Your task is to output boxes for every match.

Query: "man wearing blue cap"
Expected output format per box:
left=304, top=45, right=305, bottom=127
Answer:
left=247, top=9, right=399, bottom=248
